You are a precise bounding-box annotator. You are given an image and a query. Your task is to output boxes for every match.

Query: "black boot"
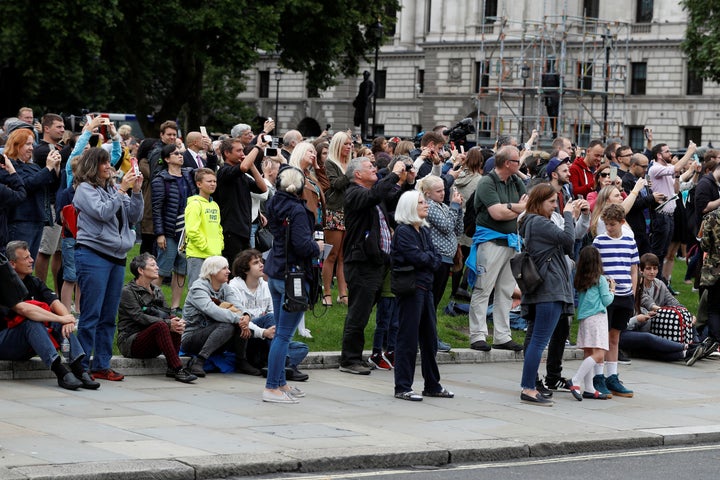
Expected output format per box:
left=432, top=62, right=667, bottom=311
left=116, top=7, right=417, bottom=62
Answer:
left=51, top=357, right=82, bottom=390
left=70, top=356, right=100, bottom=390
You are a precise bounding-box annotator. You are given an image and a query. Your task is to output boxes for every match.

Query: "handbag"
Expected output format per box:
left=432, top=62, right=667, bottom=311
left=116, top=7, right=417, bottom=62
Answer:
left=255, top=225, right=273, bottom=252
left=0, top=252, right=28, bottom=308
left=390, top=265, right=416, bottom=297
left=510, top=251, right=543, bottom=294
left=511, top=217, right=545, bottom=295
left=649, top=306, right=694, bottom=345
left=281, top=217, right=309, bottom=313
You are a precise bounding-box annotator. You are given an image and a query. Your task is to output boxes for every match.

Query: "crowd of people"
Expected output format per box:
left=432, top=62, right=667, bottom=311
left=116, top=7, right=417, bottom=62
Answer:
left=0, top=107, right=716, bottom=407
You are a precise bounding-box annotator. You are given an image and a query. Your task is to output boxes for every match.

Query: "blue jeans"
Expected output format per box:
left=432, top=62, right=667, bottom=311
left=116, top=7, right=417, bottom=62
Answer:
left=373, top=296, right=399, bottom=353
left=619, top=330, right=685, bottom=361
left=0, top=320, right=84, bottom=367
left=9, top=221, right=44, bottom=260
left=61, top=238, right=77, bottom=282
left=75, top=246, right=126, bottom=371
left=266, top=277, right=306, bottom=389
left=287, top=341, right=309, bottom=368
left=521, top=301, right=562, bottom=389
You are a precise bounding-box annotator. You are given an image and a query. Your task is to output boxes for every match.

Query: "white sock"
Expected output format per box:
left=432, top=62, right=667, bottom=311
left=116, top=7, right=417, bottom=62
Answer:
left=585, top=369, right=596, bottom=393
left=572, top=357, right=597, bottom=390
left=606, top=361, right=618, bottom=376
left=594, top=362, right=604, bottom=376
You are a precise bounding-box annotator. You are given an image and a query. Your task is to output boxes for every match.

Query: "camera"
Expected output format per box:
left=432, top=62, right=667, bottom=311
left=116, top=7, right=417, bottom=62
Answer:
left=442, top=118, right=475, bottom=145
left=405, top=163, right=414, bottom=171
left=263, top=134, right=272, bottom=143
left=264, top=147, right=278, bottom=157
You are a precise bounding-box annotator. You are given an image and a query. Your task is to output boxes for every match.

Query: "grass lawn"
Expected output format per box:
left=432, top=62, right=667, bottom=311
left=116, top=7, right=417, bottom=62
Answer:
left=48, top=245, right=699, bottom=354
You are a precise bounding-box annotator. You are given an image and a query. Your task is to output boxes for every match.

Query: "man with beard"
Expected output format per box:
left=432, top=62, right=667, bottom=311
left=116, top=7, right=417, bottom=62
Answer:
left=622, top=153, right=662, bottom=256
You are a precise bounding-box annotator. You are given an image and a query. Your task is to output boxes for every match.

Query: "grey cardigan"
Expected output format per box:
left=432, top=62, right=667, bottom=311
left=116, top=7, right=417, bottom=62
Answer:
left=518, top=212, right=575, bottom=306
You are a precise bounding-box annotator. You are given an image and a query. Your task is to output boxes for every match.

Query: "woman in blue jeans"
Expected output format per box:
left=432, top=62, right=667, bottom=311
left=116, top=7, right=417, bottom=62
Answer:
left=73, top=147, right=144, bottom=380
left=518, top=184, right=577, bottom=406
left=262, top=166, right=321, bottom=404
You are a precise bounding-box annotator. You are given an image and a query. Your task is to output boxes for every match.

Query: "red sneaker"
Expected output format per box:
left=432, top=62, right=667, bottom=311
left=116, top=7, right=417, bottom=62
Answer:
left=91, top=369, right=125, bottom=381
left=368, top=352, right=393, bottom=371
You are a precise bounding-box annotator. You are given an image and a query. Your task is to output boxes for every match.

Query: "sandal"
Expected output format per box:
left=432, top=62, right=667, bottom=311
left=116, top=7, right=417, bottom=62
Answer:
left=394, top=391, right=423, bottom=401
left=422, top=387, right=455, bottom=398
left=322, top=294, right=333, bottom=307
left=337, top=295, right=348, bottom=306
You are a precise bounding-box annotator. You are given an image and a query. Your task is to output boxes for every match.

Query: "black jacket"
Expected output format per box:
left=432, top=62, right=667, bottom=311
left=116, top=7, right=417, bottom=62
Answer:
left=0, top=172, right=26, bottom=251
left=182, top=149, right=218, bottom=171
left=342, top=172, right=401, bottom=265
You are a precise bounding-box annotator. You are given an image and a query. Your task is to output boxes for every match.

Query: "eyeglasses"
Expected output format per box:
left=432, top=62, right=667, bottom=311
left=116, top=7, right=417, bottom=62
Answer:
left=599, top=172, right=610, bottom=178
left=508, top=159, right=520, bottom=164
left=637, top=164, right=649, bottom=169
left=617, top=153, right=632, bottom=158
left=172, top=151, right=182, bottom=156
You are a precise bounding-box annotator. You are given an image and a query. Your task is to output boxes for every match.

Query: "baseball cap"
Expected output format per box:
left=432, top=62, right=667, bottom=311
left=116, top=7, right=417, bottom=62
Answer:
left=545, top=157, right=568, bottom=176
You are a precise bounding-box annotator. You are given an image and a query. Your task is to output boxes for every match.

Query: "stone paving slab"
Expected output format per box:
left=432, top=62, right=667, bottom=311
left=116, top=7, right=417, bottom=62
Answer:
left=0, top=354, right=718, bottom=479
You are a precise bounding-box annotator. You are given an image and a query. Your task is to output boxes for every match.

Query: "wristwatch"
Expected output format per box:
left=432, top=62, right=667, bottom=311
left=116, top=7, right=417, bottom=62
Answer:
left=506, top=202, right=513, bottom=211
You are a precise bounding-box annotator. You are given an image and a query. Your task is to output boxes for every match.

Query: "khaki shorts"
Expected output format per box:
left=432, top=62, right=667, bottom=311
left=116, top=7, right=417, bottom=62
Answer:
left=39, top=223, right=62, bottom=255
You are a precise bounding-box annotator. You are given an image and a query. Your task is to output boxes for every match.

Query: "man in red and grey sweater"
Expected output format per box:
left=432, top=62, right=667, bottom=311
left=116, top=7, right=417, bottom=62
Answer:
left=569, top=139, right=604, bottom=199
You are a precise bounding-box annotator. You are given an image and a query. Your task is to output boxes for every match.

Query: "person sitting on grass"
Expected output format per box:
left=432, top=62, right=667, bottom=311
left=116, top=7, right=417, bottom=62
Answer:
left=117, top=253, right=197, bottom=383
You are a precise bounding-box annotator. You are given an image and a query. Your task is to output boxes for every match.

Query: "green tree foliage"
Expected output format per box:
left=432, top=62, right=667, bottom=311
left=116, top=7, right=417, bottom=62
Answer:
left=681, top=0, right=720, bottom=82
left=0, top=0, right=398, bottom=136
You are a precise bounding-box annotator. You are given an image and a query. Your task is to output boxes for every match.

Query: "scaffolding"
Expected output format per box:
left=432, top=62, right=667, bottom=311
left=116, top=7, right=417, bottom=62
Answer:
left=473, top=0, right=630, bottom=146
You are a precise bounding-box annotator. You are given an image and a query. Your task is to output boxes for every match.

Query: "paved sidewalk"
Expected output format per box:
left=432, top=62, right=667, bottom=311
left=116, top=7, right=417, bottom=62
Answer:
left=0, top=351, right=719, bottom=479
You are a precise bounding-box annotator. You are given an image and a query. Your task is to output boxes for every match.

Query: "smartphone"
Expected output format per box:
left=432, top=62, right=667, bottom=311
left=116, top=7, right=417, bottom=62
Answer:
left=129, top=157, right=140, bottom=176
left=200, top=126, right=208, bottom=137
left=609, top=166, right=617, bottom=182
left=264, top=147, right=278, bottom=157
left=48, top=144, right=57, bottom=153
left=262, top=134, right=272, bottom=143
left=644, top=127, right=651, bottom=140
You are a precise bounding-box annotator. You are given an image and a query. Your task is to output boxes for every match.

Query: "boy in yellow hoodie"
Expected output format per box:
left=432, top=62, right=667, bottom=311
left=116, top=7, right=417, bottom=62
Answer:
left=185, top=168, right=223, bottom=289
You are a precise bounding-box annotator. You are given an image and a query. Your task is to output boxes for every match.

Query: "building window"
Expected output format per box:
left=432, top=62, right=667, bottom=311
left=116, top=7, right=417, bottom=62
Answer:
left=484, top=0, right=498, bottom=23
left=425, top=0, right=432, bottom=33
left=687, top=69, right=703, bottom=95
left=374, top=124, right=385, bottom=137
left=631, top=62, right=647, bottom=95
left=583, top=0, right=599, bottom=18
left=417, top=69, right=425, bottom=94
left=685, top=127, right=702, bottom=146
left=475, top=61, right=490, bottom=94
left=577, top=62, right=593, bottom=90
left=375, top=70, right=387, bottom=99
left=636, top=0, right=653, bottom=23
left=385, top=4, right=397, bottom=37
left=258, top=70, right=270, bottom=98
left=628, top=126, right=645, bottom=151
left=574, top=124, right=591, bottom=149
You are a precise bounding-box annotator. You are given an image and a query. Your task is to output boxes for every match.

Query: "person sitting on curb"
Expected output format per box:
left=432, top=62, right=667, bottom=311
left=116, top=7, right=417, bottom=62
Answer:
left=0, top=240, right=99, bottom=390
left=228, top=248, right=309, bottom=381
left=117, top=253, right=197, bottom=383
left=181, top=256, right=274, bottom=377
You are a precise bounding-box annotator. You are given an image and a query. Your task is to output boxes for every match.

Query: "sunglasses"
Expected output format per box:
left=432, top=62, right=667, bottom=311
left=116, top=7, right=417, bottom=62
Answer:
left=599, top=172, right=610, bottom=178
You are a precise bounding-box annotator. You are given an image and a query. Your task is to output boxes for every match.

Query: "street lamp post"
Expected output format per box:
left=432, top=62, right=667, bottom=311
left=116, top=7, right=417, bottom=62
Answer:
left=274, top=69, right=283, bottom=130
left=520, top=63, right=530, bottom=144
left=371, top=20, right=383, bottom=140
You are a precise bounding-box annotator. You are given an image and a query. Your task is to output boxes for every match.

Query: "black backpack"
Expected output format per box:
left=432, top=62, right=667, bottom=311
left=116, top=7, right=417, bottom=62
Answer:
left=463, top=191, right=477, bottom=237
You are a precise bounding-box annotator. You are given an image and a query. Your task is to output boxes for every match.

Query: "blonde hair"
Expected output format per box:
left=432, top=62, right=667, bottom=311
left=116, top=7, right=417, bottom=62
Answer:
left=327, top=131, right=351, bottom=173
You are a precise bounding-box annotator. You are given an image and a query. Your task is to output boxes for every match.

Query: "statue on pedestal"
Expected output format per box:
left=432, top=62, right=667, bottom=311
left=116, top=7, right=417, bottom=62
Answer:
left=353, top=71, right=374, bottom=141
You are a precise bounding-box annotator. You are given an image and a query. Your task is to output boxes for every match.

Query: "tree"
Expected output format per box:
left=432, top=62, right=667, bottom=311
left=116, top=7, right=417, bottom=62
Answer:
left=0, top=0, right=398, bottom=136
left=681, top=0, right=720, bottom=82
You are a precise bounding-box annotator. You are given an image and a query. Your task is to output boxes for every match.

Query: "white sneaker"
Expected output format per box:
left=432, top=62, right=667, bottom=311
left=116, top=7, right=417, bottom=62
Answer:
left=282, top=385, right=305, bottom=398
left=262, top=389, right=299, bottom=404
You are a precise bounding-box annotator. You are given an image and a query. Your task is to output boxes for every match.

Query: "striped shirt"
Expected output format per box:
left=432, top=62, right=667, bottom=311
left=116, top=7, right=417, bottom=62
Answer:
left=592, top=234, right=639, bottom=297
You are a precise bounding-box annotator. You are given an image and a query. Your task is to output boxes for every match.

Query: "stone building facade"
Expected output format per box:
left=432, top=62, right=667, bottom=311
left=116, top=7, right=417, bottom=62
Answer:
left=240, top=0, right=715, bottom=151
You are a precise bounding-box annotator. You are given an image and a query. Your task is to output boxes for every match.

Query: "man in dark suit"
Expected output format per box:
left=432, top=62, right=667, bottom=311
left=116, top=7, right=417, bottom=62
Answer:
left=183, top=131, right=218, bottom=171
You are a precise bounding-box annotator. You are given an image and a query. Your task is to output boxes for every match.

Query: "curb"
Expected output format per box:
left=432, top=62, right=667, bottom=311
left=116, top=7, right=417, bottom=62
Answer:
left=3, top=430, right=717, bottom=479
left=0, top=348, right=586, bottom=380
